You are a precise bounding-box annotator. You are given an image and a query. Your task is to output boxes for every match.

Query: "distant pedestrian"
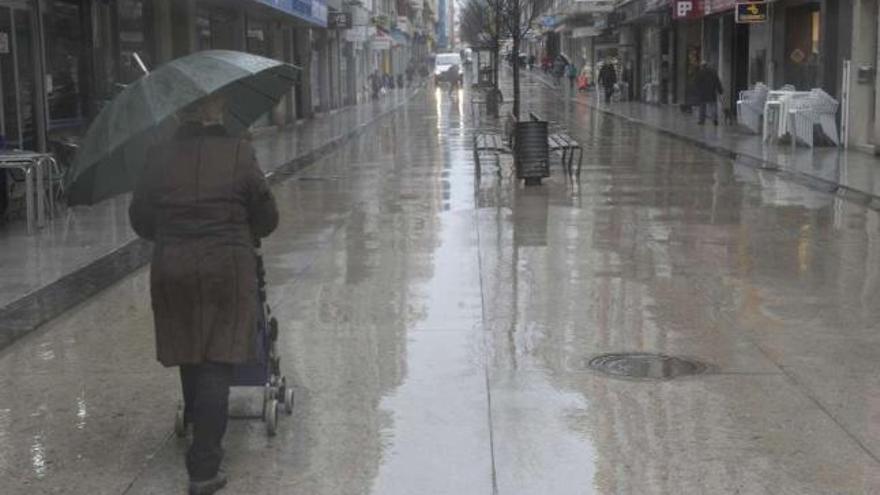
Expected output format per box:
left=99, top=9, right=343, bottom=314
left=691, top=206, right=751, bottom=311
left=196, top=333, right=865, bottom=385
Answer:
left=129, top=94, right=279, bottom=495
left=598, top=61, right=617, bottom=104
left=693, top=62, right=724, bottom=125
left=552, top=57, right=566, bottom=86
left=369, top=71, right=382, bottom=100
left=446, top=64, right=460, bottom=95
left=566, top=63, right=578, bottom=90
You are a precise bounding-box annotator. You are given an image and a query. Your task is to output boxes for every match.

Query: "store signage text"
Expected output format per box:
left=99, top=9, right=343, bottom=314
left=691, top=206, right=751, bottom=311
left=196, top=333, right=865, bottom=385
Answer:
left=252, top=0, right=328, bottom=28
left=735, top=1, right=768, bottom=23
left=673, top=1, right=702, bottom=20
left=328, top=12, right=352, bottom=29
left=703, top=0, right=736, bottom=15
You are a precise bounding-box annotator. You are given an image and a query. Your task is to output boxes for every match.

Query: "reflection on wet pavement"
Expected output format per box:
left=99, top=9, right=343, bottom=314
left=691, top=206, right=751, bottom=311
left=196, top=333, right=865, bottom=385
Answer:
left=1, top=75, right=880, bottom=494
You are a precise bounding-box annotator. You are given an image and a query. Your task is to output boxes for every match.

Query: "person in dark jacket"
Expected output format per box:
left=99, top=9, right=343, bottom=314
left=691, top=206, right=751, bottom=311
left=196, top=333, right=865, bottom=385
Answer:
left=129, top=94, right=279, bottom=495
left=598, top=61, right=617, bottom=104
left=693, top=62, right=724, bottom=125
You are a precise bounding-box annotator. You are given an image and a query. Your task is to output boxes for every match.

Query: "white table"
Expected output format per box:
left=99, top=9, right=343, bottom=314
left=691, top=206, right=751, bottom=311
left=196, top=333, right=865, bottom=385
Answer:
left=0, top=151, right=57, bottom=234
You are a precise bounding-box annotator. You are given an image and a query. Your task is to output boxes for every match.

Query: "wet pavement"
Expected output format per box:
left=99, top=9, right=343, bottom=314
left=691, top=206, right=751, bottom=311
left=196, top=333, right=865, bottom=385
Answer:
left=533, top=70, right=880, bottom=203
left=2, top=75, right=880, bottom=494
left=0, top=88, right=414, bottom=311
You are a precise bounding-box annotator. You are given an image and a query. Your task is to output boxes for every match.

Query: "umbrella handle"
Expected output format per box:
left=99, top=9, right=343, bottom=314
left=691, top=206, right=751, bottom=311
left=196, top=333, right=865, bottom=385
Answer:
left=133, top=52, right=150, bottom=75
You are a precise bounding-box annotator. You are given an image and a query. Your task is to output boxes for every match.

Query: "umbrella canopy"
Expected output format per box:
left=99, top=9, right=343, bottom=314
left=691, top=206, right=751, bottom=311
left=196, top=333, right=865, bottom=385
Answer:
left=66, top=50, right=300, bottom=206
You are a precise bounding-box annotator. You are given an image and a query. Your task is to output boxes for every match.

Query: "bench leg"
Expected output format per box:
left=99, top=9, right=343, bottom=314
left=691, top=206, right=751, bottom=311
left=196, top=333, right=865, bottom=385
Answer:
left=566, top=148, right=576, bottom=181
left=575, top=148, right=583, bottom=179
left=560, top=149, right=569, bottom=177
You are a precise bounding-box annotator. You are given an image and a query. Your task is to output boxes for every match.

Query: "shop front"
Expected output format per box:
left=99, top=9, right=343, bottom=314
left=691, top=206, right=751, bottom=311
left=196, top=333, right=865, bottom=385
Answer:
left=617, top=0, right=673, bottom=103
left=701, top=0, right=750, bottom=114
left=672, top=0, right=702, bottom=104
left=0, top=0, right=332, bottom=157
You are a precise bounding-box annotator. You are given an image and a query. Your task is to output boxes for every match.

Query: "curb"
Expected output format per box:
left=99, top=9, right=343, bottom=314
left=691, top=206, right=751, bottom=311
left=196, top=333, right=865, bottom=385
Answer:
left=0, top=88, right=420, bottom=354
left=528, top=71, right=880, bottom=211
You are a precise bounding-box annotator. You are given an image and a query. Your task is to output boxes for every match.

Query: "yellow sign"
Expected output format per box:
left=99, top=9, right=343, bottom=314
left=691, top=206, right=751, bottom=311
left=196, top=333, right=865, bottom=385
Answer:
left=735, top=1, right=768, bottom=23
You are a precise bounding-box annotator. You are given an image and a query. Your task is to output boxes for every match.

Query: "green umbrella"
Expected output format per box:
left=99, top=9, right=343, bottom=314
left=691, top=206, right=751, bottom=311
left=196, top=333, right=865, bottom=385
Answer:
left=65, top=50, right=300, bottom=206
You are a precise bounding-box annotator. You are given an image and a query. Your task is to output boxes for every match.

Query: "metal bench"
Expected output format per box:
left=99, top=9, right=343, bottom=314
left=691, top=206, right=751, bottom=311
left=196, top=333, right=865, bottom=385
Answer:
left=529, top=112, right=582, bottom=178
left=473, top=131, right=509, bottom=170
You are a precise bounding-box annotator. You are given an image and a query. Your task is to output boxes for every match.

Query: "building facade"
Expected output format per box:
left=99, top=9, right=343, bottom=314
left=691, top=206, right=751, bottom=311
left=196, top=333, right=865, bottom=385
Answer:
left=0, top=0, right=436, bottom=157
left=534, top=0, right=880, bottom=154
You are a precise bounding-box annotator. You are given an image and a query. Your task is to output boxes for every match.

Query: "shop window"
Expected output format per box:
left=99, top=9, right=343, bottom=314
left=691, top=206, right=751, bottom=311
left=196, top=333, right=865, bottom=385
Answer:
left=196, top=7, right=236, bottom=51
left=43, top=0, right=85, bottom=133
left=246, top=18, right=272, bottom=57
left=784, top=5, right=820, bottom=89
left=117, top=0, right=153, bottom=84
left=811, top=11, right=820, bottom=55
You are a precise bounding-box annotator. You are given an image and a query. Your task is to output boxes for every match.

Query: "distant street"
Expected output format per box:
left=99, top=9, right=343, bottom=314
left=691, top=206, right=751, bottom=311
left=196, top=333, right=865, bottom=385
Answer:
left=2, top=73, right=880, bottom=494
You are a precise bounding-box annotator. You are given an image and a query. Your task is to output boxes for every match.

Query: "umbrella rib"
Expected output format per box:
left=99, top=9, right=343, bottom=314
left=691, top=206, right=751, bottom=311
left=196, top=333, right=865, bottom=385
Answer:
left=234, top=74, right=292, bottom=102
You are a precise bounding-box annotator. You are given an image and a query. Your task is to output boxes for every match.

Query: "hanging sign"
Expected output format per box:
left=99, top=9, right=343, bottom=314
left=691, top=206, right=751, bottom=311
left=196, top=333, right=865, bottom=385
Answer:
left=735, top=1, right=768, bottom=23
left=673, top=1, right=703, bottom=20
left=703, top=0, right=736, bottom=15
left=327, top=12, right=352, bottom=29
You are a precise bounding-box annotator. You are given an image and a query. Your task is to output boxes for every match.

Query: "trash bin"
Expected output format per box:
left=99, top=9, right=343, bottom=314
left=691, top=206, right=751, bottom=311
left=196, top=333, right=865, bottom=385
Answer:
left=514, top=121, right=549, bottom=185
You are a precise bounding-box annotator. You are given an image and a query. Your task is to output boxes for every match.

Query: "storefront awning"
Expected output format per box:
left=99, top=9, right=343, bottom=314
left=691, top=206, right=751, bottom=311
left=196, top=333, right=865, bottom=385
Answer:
left=250, top=0, right=328, bottom=28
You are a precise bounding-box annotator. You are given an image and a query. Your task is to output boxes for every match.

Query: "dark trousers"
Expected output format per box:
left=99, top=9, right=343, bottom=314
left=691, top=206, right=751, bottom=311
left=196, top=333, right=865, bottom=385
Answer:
left=697, top=102, right=718, bottom=124
left=180, top=362, right=234, bottom=481
left=604, top=86, right=614, bottom=103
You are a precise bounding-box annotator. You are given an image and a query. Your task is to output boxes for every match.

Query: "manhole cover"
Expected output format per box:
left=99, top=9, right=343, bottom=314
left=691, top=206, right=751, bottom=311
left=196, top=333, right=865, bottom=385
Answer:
left=588, top=353, right=711, bottom=380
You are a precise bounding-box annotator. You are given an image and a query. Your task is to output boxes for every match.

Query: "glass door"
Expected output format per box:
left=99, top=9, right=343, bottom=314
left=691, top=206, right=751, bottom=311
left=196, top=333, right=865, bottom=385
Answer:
left=0, top=1, right=37, bottom=150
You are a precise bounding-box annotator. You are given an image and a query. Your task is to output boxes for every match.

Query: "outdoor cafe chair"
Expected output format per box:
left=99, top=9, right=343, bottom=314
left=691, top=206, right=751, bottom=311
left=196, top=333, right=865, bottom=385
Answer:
left=737, top=82, right=768, bottom=134
left=788, top=89, right=840, bottom=148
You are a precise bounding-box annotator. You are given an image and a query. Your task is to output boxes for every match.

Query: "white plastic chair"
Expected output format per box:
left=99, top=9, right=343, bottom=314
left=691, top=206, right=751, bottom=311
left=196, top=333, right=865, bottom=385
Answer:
left=737, top=82, right=768, bottom=134
left=788, top=89, right=839, bottom=147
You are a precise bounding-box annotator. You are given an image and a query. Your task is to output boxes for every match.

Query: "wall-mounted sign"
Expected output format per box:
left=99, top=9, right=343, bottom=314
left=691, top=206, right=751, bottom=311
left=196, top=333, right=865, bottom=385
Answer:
left=252, top=0, right=327, bottom=28
left=704, top=0, right=736, bottom=15
left=673, top=0, right=702, bottom=20
left=327, top=12, right=352, bottom=29
left=735, top=1, right=767, bottom=23
left=541, top=15, right=558, bottom=28
left=571, top=27, right=599, bottom=39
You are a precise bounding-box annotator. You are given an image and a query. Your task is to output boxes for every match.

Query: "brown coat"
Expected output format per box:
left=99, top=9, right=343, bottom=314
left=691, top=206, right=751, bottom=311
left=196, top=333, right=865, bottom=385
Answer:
left=129, top=123, right=279, bottom=367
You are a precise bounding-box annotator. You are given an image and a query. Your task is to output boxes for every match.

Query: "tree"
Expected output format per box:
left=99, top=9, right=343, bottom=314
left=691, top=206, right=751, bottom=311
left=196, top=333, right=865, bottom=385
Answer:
left=500, top=0, right=542, bottom=118
left=460, top=0, right=542, bottom=118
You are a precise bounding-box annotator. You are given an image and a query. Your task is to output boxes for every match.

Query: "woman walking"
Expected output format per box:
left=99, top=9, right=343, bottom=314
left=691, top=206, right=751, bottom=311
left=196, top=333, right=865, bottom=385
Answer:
left=129, top=95, right=279, bottom=495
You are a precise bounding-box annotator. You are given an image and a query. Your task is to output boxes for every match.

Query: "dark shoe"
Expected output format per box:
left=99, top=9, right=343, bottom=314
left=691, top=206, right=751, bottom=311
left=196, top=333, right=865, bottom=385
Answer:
left=189, top=472, right=228, bottom=495
left=713, top=120, right=719, bottom=126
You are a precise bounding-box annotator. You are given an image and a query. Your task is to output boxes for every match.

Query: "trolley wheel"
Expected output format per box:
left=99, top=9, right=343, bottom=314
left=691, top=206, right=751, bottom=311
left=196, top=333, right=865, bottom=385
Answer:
left=174, top=405, right=186, bottom=438
left=265, top=398, right=278, bottom=436
left=284, top=387, right=294, bottom=415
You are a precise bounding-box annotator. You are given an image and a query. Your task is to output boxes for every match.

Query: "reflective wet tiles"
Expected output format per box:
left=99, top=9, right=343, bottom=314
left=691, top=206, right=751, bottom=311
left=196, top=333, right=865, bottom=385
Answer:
left=1, top=79, right=880, bottom=494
